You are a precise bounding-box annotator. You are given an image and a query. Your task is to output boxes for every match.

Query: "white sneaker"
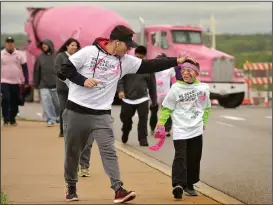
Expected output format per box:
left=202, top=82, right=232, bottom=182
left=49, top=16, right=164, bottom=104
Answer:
left=46, top=122, right=55, bottom=127
left=78, top=168, right=90, bottom=177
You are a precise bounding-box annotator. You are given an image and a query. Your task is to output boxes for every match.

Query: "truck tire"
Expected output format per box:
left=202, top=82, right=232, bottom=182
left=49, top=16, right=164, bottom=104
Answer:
left=218, top=92, right=245, bottom=108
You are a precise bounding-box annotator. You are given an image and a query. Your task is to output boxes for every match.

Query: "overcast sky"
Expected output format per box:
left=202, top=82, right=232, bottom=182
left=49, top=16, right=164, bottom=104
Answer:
left=1, top=1, right=272, bottom=34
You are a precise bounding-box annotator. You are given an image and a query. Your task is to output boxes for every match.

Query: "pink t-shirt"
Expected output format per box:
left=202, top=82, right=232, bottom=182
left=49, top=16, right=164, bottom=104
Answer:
left=1, top=49, right=26, bottom=84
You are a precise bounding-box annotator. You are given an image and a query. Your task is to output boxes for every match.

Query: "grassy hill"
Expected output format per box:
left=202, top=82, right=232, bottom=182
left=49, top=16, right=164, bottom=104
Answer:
left=212, top=33, right=272, bottom=68
left=1, top=32, right=272, bottom=69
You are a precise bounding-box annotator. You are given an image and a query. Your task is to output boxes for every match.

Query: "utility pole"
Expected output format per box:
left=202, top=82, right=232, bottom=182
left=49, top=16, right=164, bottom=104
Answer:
left=139, top=16, right=145, bottom=46
left=210, top=14, right=217, bottom=50
left=199, top=14, right=219, bottom=49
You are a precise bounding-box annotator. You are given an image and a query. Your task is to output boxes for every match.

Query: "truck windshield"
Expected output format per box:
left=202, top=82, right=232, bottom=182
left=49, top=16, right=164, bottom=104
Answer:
left=171, top=30, right=202, bottom=44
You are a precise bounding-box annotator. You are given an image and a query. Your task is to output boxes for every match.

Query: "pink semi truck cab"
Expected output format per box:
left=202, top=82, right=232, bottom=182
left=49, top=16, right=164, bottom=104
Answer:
left=139, top=25, right=247, bottom=108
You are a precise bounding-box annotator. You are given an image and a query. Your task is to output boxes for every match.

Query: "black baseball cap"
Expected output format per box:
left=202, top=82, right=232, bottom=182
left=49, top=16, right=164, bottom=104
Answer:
left=110, top=25, right=138, bottom=48
left=5, top=36, right=15, bottom=43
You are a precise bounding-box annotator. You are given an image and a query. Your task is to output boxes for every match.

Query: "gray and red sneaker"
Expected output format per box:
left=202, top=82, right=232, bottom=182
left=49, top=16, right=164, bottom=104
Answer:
left=113, top=187, right=136, bottom=203
left=65, top=186, right=79, bottom=202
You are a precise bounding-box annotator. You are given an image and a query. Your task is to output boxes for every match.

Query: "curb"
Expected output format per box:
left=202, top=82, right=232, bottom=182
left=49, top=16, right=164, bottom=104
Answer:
left=114, top=140, right=244, bottom=205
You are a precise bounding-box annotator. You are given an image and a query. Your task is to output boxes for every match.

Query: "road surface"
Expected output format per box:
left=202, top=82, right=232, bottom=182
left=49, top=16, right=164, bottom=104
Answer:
left=17, top=103, right=272, bottom=204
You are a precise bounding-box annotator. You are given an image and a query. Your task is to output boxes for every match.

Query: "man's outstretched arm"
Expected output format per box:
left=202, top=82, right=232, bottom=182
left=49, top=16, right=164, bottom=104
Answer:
left=136, top=57, right=178, bottom=74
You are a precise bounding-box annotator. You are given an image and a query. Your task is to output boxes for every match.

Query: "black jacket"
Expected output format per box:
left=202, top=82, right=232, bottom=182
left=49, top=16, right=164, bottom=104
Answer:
left=117, top=73, right=157, bottom=105
left=54, top=52, right=69, bottom=93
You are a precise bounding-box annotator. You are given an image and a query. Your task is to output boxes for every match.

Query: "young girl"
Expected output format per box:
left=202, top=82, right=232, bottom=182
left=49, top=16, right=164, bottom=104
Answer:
left=150, top=59, right=211, bottom=199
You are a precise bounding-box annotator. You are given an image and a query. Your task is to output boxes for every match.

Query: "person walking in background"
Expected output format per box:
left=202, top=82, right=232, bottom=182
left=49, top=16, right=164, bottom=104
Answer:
left=55, top=38, right=94, bottom=177
left=117, top=46, right=157, bottom=146
left=150, top=53, right=176, bottom=137
left=55, top=38, right=81, bottom=137
left=34, top=39, right=60, bottom=127
left=1, top=37, right=29, bottom=126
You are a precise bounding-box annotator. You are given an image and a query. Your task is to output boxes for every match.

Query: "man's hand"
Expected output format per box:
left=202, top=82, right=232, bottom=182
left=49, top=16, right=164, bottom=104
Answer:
left=84, top=78, right=99, bottom=88
left=177, top=56, right=198, bottom=64
left=24, top=84, right=30, bottom=88
left=203, top=125, right=206, bottom=130
left=118, top=92, right=125, bottom=99
left=150, top=102, right=158, bottom=107
left=150, top=103, right=158, bottom=111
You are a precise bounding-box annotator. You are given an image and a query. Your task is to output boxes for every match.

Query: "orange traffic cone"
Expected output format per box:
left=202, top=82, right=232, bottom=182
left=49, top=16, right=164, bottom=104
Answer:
left=250, top=98, right=254, bottom=105
left=242, top=98, right=249, bottom=105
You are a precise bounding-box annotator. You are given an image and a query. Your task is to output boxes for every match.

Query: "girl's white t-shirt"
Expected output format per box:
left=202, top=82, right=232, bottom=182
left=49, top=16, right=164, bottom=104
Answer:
left=162, top=82, right=211, bottom=140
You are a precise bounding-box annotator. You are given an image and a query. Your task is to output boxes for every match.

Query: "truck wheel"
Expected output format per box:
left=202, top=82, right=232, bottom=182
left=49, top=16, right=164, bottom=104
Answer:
left=218, top=92, right=245, bottom=108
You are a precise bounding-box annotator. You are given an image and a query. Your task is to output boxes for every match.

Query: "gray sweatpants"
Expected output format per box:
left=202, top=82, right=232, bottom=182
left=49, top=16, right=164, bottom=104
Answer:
left=80, top=134, right=94, bottom=169
left=58, top=92, right=93, bottom=169
left=62, top=109, right=123, bottom=190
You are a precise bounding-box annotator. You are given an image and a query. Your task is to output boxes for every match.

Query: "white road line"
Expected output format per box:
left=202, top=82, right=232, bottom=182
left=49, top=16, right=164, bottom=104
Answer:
left=216, top=121, right=235, bottom=127
left=220, top=115, right=246, bottom=121
left=265, top=116, right=272, bottom=119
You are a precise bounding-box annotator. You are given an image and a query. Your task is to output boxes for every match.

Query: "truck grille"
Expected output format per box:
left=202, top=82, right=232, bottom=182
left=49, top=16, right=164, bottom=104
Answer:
left=212, top=57, right=234, bottom=82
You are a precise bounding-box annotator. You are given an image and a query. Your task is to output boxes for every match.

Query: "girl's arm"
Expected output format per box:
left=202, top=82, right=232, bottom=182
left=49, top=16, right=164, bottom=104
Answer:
left=158, top=106, right=173, bottom=126
left=203, top=107, right=211, bottom=126
left=202, top=89, right=211, bottom=128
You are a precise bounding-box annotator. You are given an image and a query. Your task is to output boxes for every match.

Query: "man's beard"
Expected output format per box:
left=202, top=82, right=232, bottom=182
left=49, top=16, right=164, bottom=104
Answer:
left=6, top=48, right=14, bottom=54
